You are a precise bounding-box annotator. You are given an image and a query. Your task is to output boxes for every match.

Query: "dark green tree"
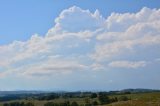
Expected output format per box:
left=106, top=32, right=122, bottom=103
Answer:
left=90, top=93, right=97, bottom=98
left=71, top=101, right=78, bottom=106
left=3, top=103, right=9, bottom=106
left=98, top=92, right=110, bottom=104
left=92, top=101, right=98, bottom=106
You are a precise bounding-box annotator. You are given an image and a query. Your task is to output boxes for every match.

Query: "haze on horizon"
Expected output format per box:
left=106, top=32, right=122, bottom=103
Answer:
left=0, top=0, right=160, bottom=91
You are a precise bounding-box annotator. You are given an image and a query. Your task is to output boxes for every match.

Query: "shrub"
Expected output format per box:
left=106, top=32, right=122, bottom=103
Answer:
left=71, top=101, right=79, bottom=106
left=92, top=101, right=98, bottom=105
left=118, top=96, right=129, bottom=101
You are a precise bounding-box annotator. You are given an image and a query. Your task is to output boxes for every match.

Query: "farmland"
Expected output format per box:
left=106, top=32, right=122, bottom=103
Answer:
left=0, top=89, right=160, bottom=106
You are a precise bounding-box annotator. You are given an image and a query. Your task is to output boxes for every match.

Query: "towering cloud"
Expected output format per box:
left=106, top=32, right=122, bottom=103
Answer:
left=0, top=6, right=160, bottom=81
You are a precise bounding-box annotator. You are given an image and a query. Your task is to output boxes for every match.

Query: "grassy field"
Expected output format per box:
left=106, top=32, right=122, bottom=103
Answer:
left=0, top=92, right=160, bottom=106
left=0, top=98, right=98, bottom=106
left=106, top=92, right=160, bottom=106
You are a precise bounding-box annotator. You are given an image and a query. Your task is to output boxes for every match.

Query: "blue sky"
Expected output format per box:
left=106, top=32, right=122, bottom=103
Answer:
left=0, top=0, right=160, bottom=91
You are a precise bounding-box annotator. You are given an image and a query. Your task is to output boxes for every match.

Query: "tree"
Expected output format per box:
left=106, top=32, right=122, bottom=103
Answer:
left=44, top=102, right=53, bottom=106
left=84, top=97, right=90, bottom=104
left=20, top=102, right=25, bottom=106
left=84, top=103, right=92, bottom=106
left=90, top=93, right=97, bottom=98
left=71, top=101, right=79, bottom=106
left=65, top=101, right=70, bottom=106
left=3, top=102, right=34, bottom=106
left=25, top=102, right=34, bottom=106
left=3, top=103, right=9, bottom=106
left=98, top=92, right=110, bottom=104
left=92, top=101, right=98, bottom=106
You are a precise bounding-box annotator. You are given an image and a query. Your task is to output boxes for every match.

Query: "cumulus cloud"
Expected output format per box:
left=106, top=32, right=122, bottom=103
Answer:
left=92, top=7, right=160, bottom=61
left=0, top=6, right=160, bottom=78
left=108, top=61, right=147, bottom=69
left=50, top=6, right=105, bottom=33
left=105, top=7, right=160, bottom=32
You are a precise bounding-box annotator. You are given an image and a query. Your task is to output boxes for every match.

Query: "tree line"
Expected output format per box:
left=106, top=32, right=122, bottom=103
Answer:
left=3, top=102, right=34, bottom=106
left=3, top=92, right=130, bottom=106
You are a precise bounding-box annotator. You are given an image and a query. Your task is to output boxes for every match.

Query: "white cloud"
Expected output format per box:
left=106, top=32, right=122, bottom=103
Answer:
left=108, top=60, right=147, bottom=69
left=56, top=6, right=104, bottom=32
left=90, top=63, right=105, bottom=71
left=105, top=7, right=160, bottom=32
left=0, top=6, right=160, bottom=78
left=0, top=57, right=88, bottom=78
left=92, top=7, right=160, bottom=61
left=21, top=59, right=87, bottom=77
left=46, top=6, right=105, bottom=36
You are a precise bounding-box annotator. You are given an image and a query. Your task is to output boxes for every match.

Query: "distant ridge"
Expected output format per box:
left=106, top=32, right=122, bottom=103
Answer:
left=0, top=88, right=160, bottom=96
left=0, top=91, right=51, bottom=97
left=120, top=88, right=160, bottom=93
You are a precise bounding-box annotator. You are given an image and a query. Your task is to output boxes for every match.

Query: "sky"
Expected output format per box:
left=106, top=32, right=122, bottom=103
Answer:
left=0, top=0, right=160, bottom=91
